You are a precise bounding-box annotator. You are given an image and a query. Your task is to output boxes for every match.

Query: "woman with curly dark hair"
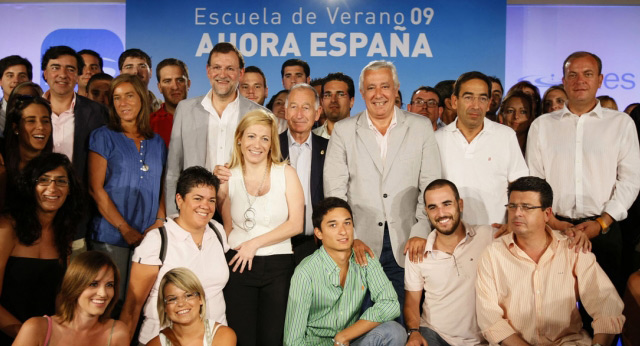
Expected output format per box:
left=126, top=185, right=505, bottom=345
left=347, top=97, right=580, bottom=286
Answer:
left=0, top=152, right=83, bottom=345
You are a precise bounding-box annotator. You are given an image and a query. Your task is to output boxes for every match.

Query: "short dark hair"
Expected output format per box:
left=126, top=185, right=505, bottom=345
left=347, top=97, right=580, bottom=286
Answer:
left=175, top=166, right=220, bottom=208
left=563, top=51, right=602, bottom=76
left=310, top=77, right=325, bottom=88
left=424, top=179, right=460, bottom=201
left=207, top=42, right=244, bottom=69
left=312, top=197, right=353, bottom=230
left=41, top=46, right=83, bottom=78
left=434, top=80, right=455, bottom=107
left=243, top=66, right=266, bottom=86
left=77, top=49, right=103, bottom=70
left=0, top=55, right=33, bottom=81
left=410, top=86, right=440, bottom=104
left=507, top=176, right=553, bottom=209
left=453, top=71, right=491, bottom=97
left=281, top=59, right=310, bottom=78
left=488, top=76, right=503, bottom=94
left=118, top=48, right=151, bottom=71
left=156, top=58, right=189, bottom=83
left=86, top=73, right=114, bottom=93
left=322, top=72, right=355, bottom=99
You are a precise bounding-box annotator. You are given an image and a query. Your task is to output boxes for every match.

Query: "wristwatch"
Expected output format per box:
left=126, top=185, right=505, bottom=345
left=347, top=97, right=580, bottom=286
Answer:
left=595, top=217, right=610, bottom=235
left=407, top=328, right=419, bottom=337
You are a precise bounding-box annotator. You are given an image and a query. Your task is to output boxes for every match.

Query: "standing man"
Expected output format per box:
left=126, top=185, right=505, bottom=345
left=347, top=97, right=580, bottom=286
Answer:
left=324, top=60, right=441, bottom=319
left=435, top=71, right=528, bottom=226
left=407, top=86, right=443, bottom=132
left=41, top=45, right=107, bottom=251
left=86, top=73, right=113, bottom=107
left=118, top=48, right=161, bottom=112
left=239, top=65, right=268, bottom=105
left=150, top=58, right=190, bottom=147
left=526, top=51, right=640, bottom=293
left=77, top=49, right=103, bottom=98
left=434, top=80, right=456, bottom=125
left=165, top=42, right=266, bottom=214
left=280, top=83, right=328, bottom=264
left=476, top=176, right=624, bottom=345
left=281, top=59, right=310, bottom=90
left=314, top=72, right=354, bottom=139
left=405, top=179, right=493, bottom=346
left=486, top=76, right=503, bottom=121
left=0, top=55, right=32, bottom=136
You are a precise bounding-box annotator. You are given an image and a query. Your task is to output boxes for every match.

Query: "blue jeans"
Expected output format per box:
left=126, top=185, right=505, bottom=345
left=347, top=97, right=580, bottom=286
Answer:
left=351, top=321, right=407, bottom=346
left=361, top=224, right=406, bottom=326
left=419, top=326, right=451, bottom=346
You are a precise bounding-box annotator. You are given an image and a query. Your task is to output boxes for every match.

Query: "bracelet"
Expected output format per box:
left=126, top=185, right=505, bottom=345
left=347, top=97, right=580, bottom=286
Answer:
left=332, top=338, right=347, bottom=346
left=595, top=217, right=609, bottom=234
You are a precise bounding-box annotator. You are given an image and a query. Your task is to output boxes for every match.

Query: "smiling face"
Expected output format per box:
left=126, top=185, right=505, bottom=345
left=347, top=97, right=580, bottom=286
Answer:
left=17, top=103, right=52, bottom=153
left=112, top=82, right=142, bottom=125
left=240, top=72, right=268, bottom=105
left=361, top=68, right=398, bottom=121
left=502, top=96, right=530, bottom=134
left=163, top=282, right=203, bottom=325
left=424, top=185, right=463, bottom=236
left=240, top=124, right=271, bottom=165
left=207, top=52, right=242, bottom=99
left=315, top=207, right=354, bottom=252
left=35, top=166, right=70, bottom=214
left=176, top=185, right=217, bottom=231
left=43, top=54, right=78, bottom=97
left=563, top=55, right=603, bottom=108
left=77, top=266, right=115, bottom=317
left=286, top=87, right=320, bottom=137
left=1, top=65, right=29, bottom=100
left=452, top=78, right=489, bottom=131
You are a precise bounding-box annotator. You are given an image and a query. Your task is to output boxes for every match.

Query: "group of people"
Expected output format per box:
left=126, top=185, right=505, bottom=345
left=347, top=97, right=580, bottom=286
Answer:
left=0, top=40, right=639, bottom=346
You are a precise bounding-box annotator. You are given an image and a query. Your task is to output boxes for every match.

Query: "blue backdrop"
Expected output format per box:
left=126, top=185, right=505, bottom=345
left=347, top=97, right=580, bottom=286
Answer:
left=126, top=0, right=507, bottom=112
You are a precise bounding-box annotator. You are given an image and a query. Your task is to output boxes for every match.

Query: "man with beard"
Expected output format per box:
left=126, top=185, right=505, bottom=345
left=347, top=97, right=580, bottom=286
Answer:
left=150, top=58, right=191, bottom=147
left=313, top=72, right=354, bottom=139
left=404, top=179, right=493, bottom=346
left=165, top=42, right=266, bottom=214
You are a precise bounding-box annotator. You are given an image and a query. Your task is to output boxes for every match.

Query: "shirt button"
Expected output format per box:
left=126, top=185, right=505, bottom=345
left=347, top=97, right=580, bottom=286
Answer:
left=140, top=176, right=143, bottom=179
left=378, top=222, right=383, bottom=226
left=140, top=160, right=143, bottom=163
left=383, top=193, right=388, bottom=198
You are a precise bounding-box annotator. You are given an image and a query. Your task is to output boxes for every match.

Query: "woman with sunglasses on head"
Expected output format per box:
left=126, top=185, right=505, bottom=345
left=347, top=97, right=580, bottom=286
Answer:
left=0, top=152, right=83, bottom=345
left=216, top=109, right=303, bottom=345
left=0, top=95, right=52, bottom=211
left=120, top=167, right=230, bottom=345
left=146, top=267, right=235, bottom=346
left=88, top=74, right=167, bottom=300
left=12, top=251, right=129, bottom=346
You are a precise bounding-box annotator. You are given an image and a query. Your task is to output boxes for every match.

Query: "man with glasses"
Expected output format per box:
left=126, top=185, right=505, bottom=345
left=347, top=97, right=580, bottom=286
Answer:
left=314, top=72, right=354, bottom=139
left=435, top=71, right=528, bottom=226
left=407, top=86, right=443, bottom=132
left=476, top=176, right=623, bottom=346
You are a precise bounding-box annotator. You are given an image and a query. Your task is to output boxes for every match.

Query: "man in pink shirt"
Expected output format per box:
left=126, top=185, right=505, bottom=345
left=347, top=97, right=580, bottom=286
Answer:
left=405, top=179, right=493, bottom=346
left=476, top=176, right=624, bottom=346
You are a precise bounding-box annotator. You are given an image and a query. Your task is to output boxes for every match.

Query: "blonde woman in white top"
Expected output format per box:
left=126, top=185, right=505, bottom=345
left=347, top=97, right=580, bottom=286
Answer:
left=216, top=109, right=304, bottom=345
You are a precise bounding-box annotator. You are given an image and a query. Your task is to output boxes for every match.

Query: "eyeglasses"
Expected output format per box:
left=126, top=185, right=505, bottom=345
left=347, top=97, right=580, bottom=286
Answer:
left=164, top=292, right=200, bottom=305
left=35, top=177, right=69, bottom=187
left=505, top=203, right=544, bottom=212
left=411, top=99, right=439, bottom=108
left=461, top=95, right=490, bottom=105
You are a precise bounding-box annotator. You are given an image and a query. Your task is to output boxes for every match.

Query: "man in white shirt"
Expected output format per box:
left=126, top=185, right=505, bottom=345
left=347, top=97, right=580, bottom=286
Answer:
left=405, top=179, right=492, bottom=346
left=166, top=42, right=266, bottom=214
left=0, top=55, right=32, bottom=137
left=526, top=51, right=640, bottom=293
left=435, top=71, right=528, bottom=226
left=279, top=83, right=328, bottom=264
left=313, top=72, right=354, bottom=139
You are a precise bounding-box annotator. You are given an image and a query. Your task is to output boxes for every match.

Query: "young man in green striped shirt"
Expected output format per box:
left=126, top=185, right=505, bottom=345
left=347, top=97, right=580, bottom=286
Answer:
left=284, top=197, right=406, bottom=346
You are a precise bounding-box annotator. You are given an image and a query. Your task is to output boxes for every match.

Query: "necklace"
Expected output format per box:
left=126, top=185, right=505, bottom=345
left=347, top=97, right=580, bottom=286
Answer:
left=242, top=165, right=268, bottom=231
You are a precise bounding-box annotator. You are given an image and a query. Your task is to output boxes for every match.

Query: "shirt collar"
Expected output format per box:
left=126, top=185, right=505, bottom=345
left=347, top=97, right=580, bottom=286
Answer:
left=503, top=225, right=563, bottom=254
left=425, top=221, right=477, bottom=253
left=447, top=116, right=494, bottom=133
left=365, top=107, right=398, bottom=134
left=556, top=100, right=604, bottom=119
left=166, top=216, right=215, bottom=242
left=201, top=89, right=240, bottom=115
left=45, top=92, right=76, bottom=116
left=288, top=129, right=313, bottom=149
left=319, top=246, right=357, bottom=287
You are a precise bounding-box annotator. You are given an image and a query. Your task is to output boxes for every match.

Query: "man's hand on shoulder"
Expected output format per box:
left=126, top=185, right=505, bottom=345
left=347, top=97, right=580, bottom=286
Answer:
left=353, top=239, right=374, bottom=266
left=404, top=237, right=427, bottom=263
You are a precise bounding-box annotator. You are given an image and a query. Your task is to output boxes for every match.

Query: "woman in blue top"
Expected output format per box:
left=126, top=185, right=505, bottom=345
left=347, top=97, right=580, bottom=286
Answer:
left=88, top=74, right=166, bottom=299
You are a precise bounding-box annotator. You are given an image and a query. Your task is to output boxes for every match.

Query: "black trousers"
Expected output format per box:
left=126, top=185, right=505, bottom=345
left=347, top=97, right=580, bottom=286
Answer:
left=223, top=250, right=294, bottom=346
left=291, top=234, right=320, bottom=265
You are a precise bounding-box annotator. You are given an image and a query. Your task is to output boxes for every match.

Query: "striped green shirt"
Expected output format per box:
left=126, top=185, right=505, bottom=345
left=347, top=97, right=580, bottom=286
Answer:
left=284, top=246, right=400, bottom=345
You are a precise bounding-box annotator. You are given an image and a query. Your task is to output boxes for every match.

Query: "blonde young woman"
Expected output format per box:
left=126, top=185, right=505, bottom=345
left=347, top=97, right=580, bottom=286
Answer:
left=12, top=251, right=129, bottom=345
left=216, top=109, right=303, bottom=345
left=147, top=268, right=235, bottom=346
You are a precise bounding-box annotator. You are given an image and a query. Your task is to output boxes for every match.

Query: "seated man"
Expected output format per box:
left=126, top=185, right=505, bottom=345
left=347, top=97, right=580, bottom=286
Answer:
left=284, top=197, right=406, bottom=346
left=476, top=176, right=624, bottom=346
left=405, top=179, right=494, bottom=346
